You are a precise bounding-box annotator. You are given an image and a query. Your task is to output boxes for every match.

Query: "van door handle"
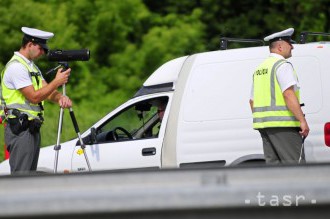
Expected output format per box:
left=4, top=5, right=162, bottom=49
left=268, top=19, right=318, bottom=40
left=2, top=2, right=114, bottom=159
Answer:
left=142, top=147, right=156, bottom=156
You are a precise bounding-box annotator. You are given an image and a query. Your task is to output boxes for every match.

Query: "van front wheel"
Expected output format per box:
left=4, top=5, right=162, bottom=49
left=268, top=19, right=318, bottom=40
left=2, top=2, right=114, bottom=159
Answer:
left=237, top=159, right=265, bottom=166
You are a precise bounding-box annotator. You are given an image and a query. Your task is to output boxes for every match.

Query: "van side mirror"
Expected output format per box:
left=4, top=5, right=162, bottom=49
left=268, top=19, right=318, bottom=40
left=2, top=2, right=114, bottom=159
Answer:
left=77, top=127, right=97, bottom=146
left=91, top=127, right=97, bottom=144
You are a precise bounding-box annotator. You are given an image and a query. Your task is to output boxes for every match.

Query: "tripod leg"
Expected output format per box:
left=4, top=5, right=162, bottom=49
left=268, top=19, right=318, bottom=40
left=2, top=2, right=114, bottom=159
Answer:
left=69, top=108, right=92, bottom=171
left=54, top=107, right=64, bottom=174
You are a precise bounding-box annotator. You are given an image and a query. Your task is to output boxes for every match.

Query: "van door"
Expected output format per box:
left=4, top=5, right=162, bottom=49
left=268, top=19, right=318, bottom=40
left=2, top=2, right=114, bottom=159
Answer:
left=71, top=95, right=170, bottom=172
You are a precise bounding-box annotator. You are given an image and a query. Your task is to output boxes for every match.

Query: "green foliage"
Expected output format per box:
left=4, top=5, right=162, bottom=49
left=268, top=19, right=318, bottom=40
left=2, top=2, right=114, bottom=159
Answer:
left=0, top=0, right=329, bottom=162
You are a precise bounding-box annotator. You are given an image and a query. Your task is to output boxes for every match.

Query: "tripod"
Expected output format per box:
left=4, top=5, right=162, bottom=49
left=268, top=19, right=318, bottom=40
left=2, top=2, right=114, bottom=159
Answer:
left=51, top=62, right=92, bottom=173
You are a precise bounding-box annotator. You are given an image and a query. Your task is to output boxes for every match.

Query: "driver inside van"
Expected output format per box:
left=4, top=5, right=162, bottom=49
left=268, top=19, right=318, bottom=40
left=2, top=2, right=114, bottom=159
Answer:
left=143, top=100, right=167, bottom=138
left=157, top=101, right=167, bottom=122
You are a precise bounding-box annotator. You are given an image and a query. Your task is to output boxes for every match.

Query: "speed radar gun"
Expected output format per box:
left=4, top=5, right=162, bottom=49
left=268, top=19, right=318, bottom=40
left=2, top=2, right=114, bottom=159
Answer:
left=47, top=49, right=92, bottom=173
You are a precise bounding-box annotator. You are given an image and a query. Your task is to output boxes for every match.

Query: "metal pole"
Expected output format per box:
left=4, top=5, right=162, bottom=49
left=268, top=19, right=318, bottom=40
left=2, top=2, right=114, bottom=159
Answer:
left=53, top=106, right=64, bottom=173
left=52, top=65, right=92, bottom=173
left=53, top=70, right=67, bottom=174
left=69, top=108, right=92, bottom=171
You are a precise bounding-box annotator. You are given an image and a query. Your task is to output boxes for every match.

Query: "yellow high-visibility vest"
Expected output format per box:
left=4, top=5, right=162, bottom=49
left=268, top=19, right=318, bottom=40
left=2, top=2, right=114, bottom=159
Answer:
left=0, top=54, right=44, bottom=120
left=252, top=56, right=300, bottom=129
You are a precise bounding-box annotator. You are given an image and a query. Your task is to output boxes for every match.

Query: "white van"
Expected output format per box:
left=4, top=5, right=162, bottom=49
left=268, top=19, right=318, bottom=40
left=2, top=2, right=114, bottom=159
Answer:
left=1, top=33, right=330, bottom=174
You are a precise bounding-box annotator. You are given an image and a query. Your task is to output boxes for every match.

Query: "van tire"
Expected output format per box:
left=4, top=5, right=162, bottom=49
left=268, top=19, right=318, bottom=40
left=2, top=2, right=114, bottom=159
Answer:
left=237, top=159, right=265, bottom=166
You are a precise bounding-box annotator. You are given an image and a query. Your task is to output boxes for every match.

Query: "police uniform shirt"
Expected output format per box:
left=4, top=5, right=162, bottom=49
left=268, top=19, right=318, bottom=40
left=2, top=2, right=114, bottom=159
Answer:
left=250, top=53, right=299, bottom=100
left=3, top=52, right=45, bottom=90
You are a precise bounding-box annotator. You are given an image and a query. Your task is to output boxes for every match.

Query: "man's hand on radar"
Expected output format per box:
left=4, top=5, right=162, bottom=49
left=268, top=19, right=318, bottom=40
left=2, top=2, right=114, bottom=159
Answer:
left=55, top=68, right=71, bottom=87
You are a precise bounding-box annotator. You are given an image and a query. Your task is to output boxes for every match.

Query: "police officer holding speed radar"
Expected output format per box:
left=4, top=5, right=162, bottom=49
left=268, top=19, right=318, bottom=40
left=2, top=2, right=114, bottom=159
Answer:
left=250, top=28, right=310, bottom=164
left=0, top=27, right=72, bottom=174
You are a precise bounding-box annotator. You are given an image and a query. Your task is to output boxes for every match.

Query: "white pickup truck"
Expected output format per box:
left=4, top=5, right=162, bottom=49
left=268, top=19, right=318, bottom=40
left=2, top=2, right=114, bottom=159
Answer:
left=1, top=32, right=330, bottom=174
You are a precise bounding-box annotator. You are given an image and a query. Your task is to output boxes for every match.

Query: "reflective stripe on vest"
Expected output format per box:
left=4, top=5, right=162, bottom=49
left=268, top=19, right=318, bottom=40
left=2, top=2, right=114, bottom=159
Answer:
left=0, top=55, right=44, bottom=120
left=252, top=57, right=300, bottom=129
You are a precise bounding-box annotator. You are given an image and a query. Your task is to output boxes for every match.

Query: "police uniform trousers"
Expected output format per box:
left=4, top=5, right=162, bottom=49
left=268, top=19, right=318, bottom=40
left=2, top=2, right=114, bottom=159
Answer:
left=5, top=123, right=40, bottom=174
left=258, top=127, right=305, bottom=164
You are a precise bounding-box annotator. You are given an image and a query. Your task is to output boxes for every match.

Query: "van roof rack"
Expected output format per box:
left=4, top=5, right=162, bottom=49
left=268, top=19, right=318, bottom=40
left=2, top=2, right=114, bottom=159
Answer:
left=220, top=37, right=264, bottom=50
left=299, top=31, right=330, bottom=44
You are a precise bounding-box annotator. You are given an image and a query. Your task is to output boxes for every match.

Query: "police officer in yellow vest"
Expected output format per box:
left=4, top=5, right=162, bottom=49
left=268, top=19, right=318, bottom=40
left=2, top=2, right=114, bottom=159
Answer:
left=0, top=27, right=72, bottom=174
left=250, top=28, right=310, bottom=164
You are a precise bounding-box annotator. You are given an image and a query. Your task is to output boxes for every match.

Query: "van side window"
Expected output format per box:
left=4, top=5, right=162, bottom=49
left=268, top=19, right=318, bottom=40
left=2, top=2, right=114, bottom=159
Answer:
left=93, top=97, right=168, bottom=143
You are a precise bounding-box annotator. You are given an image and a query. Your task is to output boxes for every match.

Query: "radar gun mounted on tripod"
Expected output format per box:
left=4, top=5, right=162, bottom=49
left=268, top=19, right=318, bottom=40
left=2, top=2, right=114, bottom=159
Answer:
left=47, top=49, right=92, bottom=173
left=47, top=49, right=90, bottom=62
left=45, top=49, right=90, bottom=75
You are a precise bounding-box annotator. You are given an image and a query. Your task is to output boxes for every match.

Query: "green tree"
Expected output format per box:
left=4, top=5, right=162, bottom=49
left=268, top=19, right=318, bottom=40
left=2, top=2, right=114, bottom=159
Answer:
left=1, top=0, right=330, bottom=162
